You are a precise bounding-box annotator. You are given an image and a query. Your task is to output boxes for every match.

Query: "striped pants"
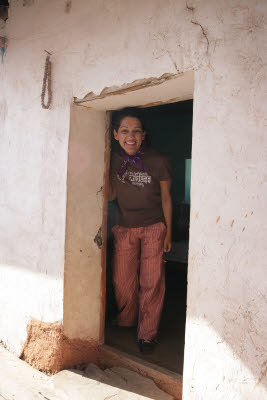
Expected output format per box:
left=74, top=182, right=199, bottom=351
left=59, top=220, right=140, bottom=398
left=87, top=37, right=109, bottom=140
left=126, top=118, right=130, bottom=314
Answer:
left=112, top=222, right=166, bottom=340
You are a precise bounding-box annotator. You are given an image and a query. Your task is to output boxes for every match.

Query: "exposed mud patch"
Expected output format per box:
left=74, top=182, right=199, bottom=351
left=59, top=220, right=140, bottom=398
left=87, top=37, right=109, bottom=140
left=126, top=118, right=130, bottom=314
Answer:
left=20, top=319, right=98, bottom=374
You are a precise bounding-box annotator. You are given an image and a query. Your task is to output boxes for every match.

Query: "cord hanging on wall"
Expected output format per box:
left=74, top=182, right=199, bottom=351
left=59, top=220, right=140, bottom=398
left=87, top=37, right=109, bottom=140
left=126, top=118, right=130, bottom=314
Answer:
left=41, top=51, right=52, bottom=109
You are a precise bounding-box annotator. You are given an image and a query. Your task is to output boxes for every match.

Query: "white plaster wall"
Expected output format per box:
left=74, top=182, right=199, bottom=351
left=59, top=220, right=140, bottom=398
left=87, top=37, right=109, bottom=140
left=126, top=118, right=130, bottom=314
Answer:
left=0, top=0, right=266, bottom=398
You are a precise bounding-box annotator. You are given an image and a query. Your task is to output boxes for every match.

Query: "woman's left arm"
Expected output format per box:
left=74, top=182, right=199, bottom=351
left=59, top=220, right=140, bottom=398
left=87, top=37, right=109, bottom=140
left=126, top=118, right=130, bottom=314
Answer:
left=160, top=180, right=172, bottom=252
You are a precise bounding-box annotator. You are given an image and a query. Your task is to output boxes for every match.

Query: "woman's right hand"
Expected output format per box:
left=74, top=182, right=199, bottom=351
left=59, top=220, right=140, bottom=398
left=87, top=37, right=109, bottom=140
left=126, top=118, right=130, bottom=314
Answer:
left=109, top=181, right=116, bottom=201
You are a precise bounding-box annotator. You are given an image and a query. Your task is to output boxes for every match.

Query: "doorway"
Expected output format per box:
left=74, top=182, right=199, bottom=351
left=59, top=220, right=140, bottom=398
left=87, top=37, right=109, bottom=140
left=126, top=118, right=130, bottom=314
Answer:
left=65, top=72, right=194, bottom=398
left=104, top=100, right=193, bottom=375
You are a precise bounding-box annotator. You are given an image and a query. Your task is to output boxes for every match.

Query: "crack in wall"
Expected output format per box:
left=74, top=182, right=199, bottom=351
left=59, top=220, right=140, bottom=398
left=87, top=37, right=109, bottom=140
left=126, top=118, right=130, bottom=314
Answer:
left=96, top=186, right=103, bottom=196
left=38, top=393, right=52, bottom=400
left=256, top=361, right=267, bottom=386
left=166, top=49, right=179, bottom=73
left=186, top=2, right=209, bottom=54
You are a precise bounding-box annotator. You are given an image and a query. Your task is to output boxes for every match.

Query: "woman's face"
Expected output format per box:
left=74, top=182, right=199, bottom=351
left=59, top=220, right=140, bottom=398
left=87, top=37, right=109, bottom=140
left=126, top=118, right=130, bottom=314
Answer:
left=114, top=117, right=145, bottom=155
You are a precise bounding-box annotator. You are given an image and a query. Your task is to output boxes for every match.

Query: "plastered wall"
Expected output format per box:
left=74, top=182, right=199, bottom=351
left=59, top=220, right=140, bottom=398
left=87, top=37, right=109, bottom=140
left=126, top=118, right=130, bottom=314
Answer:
left=0, top=0, right=266, bottom=398
left=63, top=105, right=107, bottom=341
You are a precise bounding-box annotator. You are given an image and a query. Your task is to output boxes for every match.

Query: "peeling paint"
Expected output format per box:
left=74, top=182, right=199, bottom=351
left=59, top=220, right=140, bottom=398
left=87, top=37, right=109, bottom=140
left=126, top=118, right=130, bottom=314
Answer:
left=75, top=73, right=182, bottom=104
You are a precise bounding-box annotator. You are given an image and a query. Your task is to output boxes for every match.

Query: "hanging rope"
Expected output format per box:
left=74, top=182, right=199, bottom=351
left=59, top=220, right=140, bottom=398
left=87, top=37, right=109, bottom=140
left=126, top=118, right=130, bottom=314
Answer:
left=41, top=53, right=52, bottom=109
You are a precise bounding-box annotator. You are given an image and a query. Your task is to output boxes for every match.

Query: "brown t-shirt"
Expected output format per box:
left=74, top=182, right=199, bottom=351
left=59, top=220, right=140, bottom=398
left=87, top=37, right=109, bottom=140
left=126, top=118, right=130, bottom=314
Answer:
left=110, top=147, right=171, bottom=228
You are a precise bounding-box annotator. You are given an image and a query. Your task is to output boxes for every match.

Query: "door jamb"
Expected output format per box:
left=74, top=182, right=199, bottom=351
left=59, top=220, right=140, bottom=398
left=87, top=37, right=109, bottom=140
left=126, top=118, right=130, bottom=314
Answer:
left=99, top=111, right=112, bottom=344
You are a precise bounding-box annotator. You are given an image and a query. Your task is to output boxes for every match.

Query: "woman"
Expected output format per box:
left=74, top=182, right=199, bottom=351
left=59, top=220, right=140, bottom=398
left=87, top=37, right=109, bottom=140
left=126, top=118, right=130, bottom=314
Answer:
left=109, top=107, right=172, bottom=353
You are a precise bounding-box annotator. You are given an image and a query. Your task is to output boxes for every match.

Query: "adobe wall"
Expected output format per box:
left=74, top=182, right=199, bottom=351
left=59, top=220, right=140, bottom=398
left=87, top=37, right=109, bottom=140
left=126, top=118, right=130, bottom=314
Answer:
left=0, top=0, right=266, bottom=398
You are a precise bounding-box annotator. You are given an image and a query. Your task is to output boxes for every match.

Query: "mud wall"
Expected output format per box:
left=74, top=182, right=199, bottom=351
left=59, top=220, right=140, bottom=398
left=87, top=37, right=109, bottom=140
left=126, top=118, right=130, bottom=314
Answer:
left=0, top=0, right=266, bottom=398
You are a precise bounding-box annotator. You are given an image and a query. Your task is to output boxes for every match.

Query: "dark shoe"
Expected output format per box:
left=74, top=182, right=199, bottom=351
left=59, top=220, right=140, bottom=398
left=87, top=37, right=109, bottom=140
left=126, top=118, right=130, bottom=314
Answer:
left=138, top=339, right=156, bottom=354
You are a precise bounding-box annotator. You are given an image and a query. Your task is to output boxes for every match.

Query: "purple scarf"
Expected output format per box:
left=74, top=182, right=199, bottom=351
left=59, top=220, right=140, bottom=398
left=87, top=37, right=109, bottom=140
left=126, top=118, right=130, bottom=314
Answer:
left=118, top=143, right=147, bottom=178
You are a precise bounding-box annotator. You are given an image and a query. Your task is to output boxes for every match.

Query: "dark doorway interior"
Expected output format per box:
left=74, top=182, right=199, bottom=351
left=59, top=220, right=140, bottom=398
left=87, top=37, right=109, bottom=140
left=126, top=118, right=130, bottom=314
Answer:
left=105, top=100, right=193, bottom=374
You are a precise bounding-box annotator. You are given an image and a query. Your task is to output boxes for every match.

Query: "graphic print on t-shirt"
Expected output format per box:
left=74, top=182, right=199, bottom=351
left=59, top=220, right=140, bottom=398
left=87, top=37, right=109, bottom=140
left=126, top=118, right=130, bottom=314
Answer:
left=117, top=170, right=152, bottom=188
left=110, top=148, right=171, bottom=227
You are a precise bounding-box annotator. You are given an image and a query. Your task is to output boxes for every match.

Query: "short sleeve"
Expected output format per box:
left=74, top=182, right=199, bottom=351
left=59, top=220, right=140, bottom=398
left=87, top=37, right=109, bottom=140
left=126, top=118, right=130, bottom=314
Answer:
left=158, top=155, right=172, bottom=181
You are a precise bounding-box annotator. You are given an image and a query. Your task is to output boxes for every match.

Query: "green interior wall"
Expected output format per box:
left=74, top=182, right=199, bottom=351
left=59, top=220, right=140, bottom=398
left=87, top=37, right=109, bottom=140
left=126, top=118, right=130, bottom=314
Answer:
left=142, top=100, right=193, bottom=203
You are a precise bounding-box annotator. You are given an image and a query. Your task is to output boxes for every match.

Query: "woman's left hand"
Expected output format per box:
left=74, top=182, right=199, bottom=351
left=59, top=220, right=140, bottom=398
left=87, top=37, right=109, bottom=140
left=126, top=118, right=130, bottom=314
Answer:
left=160, top=180, right=172, bottom=253
left=164, top=233, right=172, bottom=252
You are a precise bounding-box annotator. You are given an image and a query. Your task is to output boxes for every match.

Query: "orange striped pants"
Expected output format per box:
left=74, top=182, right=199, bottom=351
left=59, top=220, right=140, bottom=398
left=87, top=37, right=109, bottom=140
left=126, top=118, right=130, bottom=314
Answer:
left=112, top=222, right=166, bottom=340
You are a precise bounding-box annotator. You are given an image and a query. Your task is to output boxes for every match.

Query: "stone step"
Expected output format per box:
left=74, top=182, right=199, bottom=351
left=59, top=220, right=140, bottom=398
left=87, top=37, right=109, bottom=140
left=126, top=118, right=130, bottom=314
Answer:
left=0, top=345, right=63, bottom=400
left=52, top=364, right=174, bottom=400
left=0, top=345, right=173, bottom=400
left=107, top=367, right=173, bottom=400
left=102, top=367, right=129, bottom=387
left=85, top=363, right=127, bottom=387
left=84, top=363, right=107, bottom=381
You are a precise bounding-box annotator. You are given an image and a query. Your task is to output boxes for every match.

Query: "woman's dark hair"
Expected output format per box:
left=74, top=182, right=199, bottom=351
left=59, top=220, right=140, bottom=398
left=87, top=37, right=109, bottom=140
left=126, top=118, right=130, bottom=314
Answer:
left=112, top=107, right=146, bottom=132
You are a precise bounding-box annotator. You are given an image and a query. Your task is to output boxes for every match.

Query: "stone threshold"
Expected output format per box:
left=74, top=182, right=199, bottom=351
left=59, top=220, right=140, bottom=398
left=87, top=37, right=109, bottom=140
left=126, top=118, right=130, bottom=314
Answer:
left=98, top=344, right=183, bottom=400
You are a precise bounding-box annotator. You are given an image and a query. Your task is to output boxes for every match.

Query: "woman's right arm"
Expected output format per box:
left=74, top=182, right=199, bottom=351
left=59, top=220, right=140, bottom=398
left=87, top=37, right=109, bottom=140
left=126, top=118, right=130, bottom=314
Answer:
left=109, top=154, right=117, bottom=201
left=109, top=180, right=116, bottom=201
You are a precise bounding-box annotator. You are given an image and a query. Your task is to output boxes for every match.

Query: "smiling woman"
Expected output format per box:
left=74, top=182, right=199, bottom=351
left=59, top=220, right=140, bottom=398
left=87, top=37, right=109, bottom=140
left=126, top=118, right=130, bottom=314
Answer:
left=113, top=109, right=146, bottom=156
left=108, top=106, right=172, bottom=354
left=114, top=118, right=145, bottom=155
left=105, top=100, right=192, bottom=382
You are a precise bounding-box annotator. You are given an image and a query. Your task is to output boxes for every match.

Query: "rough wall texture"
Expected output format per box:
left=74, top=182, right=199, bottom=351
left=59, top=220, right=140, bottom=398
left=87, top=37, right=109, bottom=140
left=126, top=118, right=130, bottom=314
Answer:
left=0, top=0, right=266, bottom=399
left=20, top=318, right=98, bottom=373
left=63, top=105, right=107, bottom=342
